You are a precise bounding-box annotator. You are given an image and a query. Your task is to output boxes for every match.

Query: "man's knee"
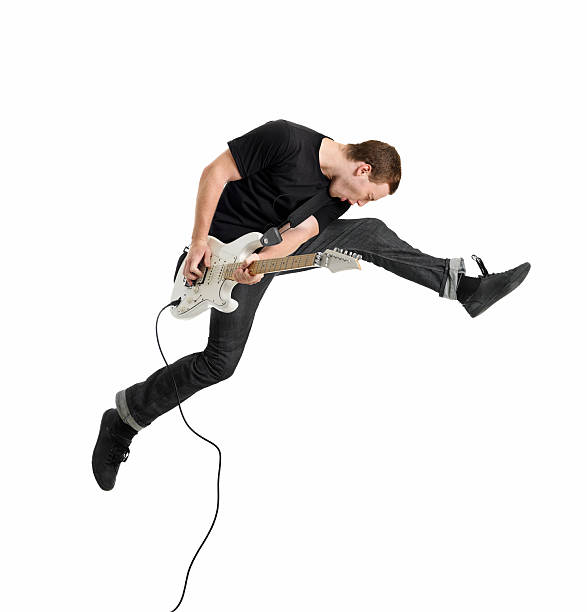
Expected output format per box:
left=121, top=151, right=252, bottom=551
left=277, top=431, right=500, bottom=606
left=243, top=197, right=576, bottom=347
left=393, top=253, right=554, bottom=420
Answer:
left=196, top=349, right=242, bottom=383
left=363, top=217, right=389, bottom=234
left=216, top=356, right=240, bottom=382
left=347, top=218, right=392, bottom=250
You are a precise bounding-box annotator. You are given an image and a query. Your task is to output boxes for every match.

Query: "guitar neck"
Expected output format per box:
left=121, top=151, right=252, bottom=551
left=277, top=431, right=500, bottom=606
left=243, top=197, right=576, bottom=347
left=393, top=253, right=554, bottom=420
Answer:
left=224, top=253, right=317, bottom=279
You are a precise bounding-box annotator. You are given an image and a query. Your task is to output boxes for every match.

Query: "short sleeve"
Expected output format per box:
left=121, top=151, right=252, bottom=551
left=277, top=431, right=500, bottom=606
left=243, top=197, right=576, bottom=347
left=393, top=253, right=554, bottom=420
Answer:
left=313, top=200, right=351, bottom=232
left=227, top=119, right=293, bottom=179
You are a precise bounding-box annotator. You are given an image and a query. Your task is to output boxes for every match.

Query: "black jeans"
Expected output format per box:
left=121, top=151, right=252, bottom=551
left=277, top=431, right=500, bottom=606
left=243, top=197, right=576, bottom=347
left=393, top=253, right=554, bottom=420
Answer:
left=115, top=218, right=464, bottom=430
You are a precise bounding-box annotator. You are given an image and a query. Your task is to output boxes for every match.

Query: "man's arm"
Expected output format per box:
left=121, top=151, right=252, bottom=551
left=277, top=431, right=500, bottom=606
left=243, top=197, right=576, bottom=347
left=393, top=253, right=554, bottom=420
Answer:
left=184, top=149, right=242, bottom=284
left=258, top=216, right=319, bottom=260
left=232, top=216, right=319, bottom=284
left=191, top=148, right=242, bottom=242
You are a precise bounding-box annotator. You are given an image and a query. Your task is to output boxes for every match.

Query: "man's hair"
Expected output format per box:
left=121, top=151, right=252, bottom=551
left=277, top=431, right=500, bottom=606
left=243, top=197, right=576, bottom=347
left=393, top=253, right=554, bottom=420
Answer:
left=344, top=140, right=402, bottom=195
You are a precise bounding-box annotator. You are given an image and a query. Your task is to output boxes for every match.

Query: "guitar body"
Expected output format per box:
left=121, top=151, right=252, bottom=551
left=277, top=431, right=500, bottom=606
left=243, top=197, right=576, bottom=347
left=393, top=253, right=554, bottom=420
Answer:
left=171, top=232, right=263, bottom=320
left=170, top=231, right=361, bottom=321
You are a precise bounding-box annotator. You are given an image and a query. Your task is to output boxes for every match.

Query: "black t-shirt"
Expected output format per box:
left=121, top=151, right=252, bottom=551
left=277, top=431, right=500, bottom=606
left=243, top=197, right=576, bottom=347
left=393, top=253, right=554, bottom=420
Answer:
left=208, top=119, right=350, bottom=243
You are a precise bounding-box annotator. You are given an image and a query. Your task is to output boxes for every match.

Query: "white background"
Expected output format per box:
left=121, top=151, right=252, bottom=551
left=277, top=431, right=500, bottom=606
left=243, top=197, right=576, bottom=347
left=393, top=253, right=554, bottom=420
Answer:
left=1, top=1, right=585, bottom=611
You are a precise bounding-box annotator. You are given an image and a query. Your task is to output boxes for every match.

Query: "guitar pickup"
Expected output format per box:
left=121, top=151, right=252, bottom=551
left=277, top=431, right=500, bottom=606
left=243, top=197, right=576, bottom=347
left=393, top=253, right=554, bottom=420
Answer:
left=184, top=265, right=208, bottom=286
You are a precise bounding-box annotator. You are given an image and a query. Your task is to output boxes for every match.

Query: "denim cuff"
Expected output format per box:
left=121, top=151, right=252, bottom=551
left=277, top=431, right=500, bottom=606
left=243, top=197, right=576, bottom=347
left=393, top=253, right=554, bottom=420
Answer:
left=440, top=257, right=466, bottom=300
left=115, top=390, right=144, bottom=432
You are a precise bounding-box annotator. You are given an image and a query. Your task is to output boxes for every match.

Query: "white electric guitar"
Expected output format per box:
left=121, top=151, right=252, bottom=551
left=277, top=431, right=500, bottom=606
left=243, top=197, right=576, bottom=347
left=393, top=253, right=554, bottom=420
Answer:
left=170, top=231, right=361, bottom=320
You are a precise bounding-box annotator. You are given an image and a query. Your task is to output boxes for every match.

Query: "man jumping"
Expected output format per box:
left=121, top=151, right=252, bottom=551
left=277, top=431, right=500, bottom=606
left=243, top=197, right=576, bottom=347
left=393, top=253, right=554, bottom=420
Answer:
left=92, top=119, right=530, bottom=491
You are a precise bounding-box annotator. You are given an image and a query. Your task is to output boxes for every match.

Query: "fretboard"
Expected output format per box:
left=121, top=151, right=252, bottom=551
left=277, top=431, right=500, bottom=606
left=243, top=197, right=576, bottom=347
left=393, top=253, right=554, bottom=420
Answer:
left=223, top=253, right=316, bottom=279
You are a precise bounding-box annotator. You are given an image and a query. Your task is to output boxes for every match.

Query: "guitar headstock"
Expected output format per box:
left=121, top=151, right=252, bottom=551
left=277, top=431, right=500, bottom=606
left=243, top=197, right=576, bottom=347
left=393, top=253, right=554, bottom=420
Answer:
left=314, top=248, right=362, bottom=273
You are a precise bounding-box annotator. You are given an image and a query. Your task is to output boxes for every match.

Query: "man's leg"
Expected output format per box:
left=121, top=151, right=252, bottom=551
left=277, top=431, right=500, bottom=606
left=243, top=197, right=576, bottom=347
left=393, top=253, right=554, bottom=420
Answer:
left=93, top=274, right=275, bottom=490
left=283, top=217, right=530, bottom=315
left=283, top=218, right=463, bottom=298
left=117, top=274, right=275, bottom=430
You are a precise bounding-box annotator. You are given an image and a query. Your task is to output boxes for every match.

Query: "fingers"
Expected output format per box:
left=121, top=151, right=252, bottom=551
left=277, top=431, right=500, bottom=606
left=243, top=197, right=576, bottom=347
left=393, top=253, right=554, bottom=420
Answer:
left=191, top=263, right=204, bottom=279
left=234, top=261, right=264, bottom=284
left=183, top=260, right=201, bottom=284
left=182, top=262, right=195, bottom=286
left=183, top=250, right=208, bottom=287
left=184, top=265, right=200, bottom=280
left=236, top=272, right=264, bottom=284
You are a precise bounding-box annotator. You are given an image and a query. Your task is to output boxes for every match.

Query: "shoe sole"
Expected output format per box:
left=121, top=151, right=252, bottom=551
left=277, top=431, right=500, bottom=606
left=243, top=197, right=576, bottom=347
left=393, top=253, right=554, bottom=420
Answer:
left=467, top=262, right=531, bottom=318
left=92, top=409, right=115, bottom=491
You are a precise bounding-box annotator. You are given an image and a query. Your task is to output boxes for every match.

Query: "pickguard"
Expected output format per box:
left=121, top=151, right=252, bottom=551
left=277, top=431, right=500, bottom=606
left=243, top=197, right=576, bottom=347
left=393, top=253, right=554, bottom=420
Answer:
left=171, top=233, right=261, bottom=319
left=178, top=252, right=233, bottom=314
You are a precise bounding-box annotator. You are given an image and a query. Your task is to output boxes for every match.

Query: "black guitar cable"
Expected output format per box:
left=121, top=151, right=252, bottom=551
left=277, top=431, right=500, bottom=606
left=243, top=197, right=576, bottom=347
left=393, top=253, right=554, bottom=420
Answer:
left=155, top=300, right=222, bottom=612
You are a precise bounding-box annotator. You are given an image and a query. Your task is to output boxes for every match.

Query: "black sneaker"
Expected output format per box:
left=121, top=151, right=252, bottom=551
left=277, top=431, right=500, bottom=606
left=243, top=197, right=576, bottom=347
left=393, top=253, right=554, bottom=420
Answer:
left=461, top=255, right=531, bottom=318
left=92, top=409, right=135, bottom=491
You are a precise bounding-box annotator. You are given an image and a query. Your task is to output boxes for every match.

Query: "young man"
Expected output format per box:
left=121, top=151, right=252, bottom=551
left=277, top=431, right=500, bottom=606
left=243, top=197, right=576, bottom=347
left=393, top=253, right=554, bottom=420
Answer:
left=92, top=119, right=530, bottom=491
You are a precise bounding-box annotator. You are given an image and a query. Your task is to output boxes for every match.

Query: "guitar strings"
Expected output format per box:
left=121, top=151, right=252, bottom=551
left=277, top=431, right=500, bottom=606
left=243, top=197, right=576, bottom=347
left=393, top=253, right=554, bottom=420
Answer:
left=199, top=253, right=316, bottom=279
left=155, top=300, right=222, bottom=612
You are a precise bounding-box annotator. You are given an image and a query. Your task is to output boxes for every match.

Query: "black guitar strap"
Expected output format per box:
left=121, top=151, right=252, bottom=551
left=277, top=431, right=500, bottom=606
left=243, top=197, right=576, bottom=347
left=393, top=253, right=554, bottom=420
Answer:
left=284, top=186, right=332, bottom=229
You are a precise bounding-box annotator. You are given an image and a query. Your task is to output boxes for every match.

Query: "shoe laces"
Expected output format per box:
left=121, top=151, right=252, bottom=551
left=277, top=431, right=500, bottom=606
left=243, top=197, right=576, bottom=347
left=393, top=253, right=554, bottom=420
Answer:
left=471, top=254, right=493, bottom=277
left=107, top=431, right=131, bottom=465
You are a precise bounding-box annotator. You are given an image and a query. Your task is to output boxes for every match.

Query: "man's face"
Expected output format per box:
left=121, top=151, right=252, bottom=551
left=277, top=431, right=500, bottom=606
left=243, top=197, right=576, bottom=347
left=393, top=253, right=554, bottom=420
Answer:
left=328, top=163, right=390, bottom=206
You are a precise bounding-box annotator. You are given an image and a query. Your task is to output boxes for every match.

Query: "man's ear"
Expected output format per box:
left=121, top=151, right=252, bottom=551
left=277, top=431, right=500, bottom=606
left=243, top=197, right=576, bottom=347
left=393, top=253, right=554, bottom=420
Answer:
left=357, top=162, right=372, bottom=176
